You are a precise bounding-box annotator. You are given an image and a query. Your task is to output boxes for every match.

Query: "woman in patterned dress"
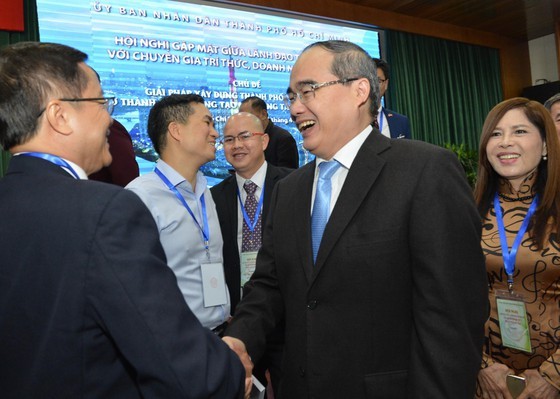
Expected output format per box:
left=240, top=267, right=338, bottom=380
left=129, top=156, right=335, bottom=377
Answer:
left=474, top=97, right=560, bottom=399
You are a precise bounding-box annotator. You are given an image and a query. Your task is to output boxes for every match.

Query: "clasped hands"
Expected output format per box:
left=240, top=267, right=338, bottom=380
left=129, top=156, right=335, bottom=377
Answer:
left=222, top=336, right=254, bottom=399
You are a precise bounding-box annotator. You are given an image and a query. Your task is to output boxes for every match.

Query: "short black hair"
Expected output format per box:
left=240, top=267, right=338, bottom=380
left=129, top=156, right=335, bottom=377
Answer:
left=147, top=94, right=205, bottom=155
left=372, top=58, right=390, bottom=80
left=0, top=42, right=89, bottom=150
left=240, top=96, right=267, bottom=112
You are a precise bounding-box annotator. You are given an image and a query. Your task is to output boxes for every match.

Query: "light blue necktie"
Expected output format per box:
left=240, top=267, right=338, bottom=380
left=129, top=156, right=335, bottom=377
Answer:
left=311, top=160, right=341, bottom=263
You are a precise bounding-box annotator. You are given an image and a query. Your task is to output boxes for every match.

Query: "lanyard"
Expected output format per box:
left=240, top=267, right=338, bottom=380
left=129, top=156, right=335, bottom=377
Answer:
left=20, top=152, right=80, bottom=179
left=236, top=184, right=265, bottom=232
left=154, top=168, right=210, bottom=255
left=493, top=192, right=538, bottom=292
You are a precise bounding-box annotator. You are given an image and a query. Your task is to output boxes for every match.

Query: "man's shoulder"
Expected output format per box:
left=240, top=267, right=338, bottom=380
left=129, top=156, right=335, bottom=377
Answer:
left=384, top=108, right=409, bottom=121
left=266, top=163, right=294, bottom=179
left=210, top=174, right=235, bottom=194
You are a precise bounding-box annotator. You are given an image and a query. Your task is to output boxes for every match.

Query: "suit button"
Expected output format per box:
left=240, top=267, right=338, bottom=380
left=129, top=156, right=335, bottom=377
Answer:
left=307, top=300, right=317, bottom=310
left=299, top=366, right=306, bottom=377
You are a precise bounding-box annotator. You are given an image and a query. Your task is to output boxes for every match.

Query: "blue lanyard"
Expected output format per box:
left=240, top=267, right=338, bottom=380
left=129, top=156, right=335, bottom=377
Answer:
left=20, top=152, right=80, bottom=179
left=493, top=192, right=538, bottom=291
left=236, top=184, right=265, bottom=233
left=154, top=168, right=210, bottom=250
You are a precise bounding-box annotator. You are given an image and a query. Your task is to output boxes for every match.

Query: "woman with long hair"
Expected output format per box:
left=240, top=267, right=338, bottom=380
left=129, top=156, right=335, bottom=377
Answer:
left=474, top=97, right=560, bottom=398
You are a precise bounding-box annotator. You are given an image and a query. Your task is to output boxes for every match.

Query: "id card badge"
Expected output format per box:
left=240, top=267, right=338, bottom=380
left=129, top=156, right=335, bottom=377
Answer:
left=200, top=261, right=228, bottom=307
left=240, top=251, right=258, bottom=287
left=495, top=290, right=531, bottom=353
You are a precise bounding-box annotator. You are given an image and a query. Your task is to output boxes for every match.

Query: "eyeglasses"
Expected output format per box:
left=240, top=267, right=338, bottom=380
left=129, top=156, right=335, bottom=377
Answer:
left=283, top=77, right=359, bottom=107
left=221, top=131, right=264, bottom=146
left=378, top=77, right=387, bottom=83
left=59, top=97, right=116, bottom=115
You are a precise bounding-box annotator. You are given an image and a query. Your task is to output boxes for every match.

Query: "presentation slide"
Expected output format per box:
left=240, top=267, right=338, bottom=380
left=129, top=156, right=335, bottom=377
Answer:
left=37, top=0, right=380, bottom=182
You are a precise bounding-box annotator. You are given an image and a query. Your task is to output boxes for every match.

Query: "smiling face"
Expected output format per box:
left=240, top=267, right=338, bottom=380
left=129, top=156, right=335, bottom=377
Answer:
left=174, top=102, right=218, bottom=167
left=287, top=46, right=367, bottom=160
left=486, top=108, right=547, bottom=191
left=67, top=63, right=112, bottom=174
left=223, top=112, right=268, bottom=179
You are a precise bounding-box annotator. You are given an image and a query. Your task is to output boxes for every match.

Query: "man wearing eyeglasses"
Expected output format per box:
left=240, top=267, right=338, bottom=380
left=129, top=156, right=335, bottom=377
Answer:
left=224, top=40, right=487, bottom=398
left=0, top=42, right=247, bottom=398
left=373, top=58, right=411, bottom=140
left=211, top=112, right=293, bottom=396
left=239, top=96, right=300, bottom=169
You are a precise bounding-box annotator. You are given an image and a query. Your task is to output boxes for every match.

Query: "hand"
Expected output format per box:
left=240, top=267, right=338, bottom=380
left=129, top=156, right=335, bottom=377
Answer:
left=222, top=336, right=253, bottom=399
left=517, top=369, right=560, bottom=399
left=478, top=363, right=515, bottom=399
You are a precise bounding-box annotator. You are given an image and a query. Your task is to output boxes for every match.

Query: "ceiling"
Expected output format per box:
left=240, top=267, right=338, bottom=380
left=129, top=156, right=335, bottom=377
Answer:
left=338, top=0, right=559, bottom=41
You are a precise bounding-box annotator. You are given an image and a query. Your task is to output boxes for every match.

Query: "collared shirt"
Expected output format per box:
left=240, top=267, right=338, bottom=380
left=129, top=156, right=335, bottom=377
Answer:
left=377, top=105, right=391, bottom=138
left=311, top=125, right=372, bottom=214
left=126, top=159, right=229, bottom=329
left=14, top=153, right=89, bottom=180
left=234, top=161, right=268, bottom=254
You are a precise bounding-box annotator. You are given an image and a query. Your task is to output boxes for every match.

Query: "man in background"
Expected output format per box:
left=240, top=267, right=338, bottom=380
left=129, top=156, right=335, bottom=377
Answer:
left=373, top=57, right=411, bottom=139
left=544, top=93, right=560, bottom=138
left=224, top=40, right=487, bottom=398
left=89, top=118, right=139, bottom=186
left=211, top=112, right=292, bottom=396
left=239, top=96, right=299, bottom=168
left=0, top=42, right=246, bottom=398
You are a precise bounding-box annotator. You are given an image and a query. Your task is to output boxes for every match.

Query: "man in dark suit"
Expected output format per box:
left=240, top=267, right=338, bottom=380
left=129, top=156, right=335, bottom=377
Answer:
left=373, top=58, right=412, bottom=139
left=224, top=40, right=487, bottom=398
left=239, top=96, right=299, bottom=168
left=0, top=42, right=248, bottom=399
left=211, top=112, right=292, bottom=396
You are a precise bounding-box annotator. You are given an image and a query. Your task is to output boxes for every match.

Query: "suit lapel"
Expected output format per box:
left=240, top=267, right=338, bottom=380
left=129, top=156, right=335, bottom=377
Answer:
left=291, top=162, right=315, bottom=283
left=312, top=133, right=391, bottom=276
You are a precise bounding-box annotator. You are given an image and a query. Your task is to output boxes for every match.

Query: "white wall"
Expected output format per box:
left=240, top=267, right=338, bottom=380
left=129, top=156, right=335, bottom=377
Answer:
left=529, top=34, right=558, bottom=84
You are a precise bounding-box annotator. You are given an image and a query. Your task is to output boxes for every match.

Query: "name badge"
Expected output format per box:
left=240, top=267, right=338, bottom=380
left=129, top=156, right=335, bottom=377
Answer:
left=495, top=290, right=531, bottom=353
left=240, top=251, right=258, bottom=287
left=200, top=261, right=228, bottom=307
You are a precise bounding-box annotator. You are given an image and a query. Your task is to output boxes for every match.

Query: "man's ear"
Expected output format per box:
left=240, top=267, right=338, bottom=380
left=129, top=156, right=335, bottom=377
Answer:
left=355, top=78, right=370, bottom=107
left=44, top=100, right=73, bottom=136
left=168, top=121, right=182, bottom=142
left=261, top=133, right=270, bottom=151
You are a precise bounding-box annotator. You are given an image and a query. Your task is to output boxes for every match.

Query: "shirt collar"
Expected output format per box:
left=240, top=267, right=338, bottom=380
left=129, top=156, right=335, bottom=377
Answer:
left=315, top=125, right=373, bottom=171
left=235, top=161, right=268, bottom=190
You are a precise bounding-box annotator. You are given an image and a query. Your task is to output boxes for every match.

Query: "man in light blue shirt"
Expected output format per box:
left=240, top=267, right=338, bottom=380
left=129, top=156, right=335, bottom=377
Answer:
left=126, top=94, right=230, bottom=332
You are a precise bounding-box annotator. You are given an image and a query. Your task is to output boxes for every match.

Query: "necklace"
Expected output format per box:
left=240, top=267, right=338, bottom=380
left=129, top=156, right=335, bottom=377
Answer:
left=497, top=192, right=536, bottom=202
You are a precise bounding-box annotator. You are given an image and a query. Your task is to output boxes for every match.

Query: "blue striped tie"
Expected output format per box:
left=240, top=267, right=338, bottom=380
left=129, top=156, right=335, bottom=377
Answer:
left=311, top=160, right=341, bottom=263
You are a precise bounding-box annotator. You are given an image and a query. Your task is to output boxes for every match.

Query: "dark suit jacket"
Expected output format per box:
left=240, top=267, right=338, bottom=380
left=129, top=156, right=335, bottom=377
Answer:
left=264, top=120, right=299, bottom=169
left=0, top=156, right=244, bottom=399
left=211, top=163, right=293, bottom=313
left=226, top=132, right=488, bottom=399
left=383, top=108, right=411, bottom=139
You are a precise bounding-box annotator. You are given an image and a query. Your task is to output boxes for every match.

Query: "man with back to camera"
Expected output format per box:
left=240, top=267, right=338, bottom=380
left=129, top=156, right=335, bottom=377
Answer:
left=126, top=94, right=233, bottom=335
left=211, top=112, right=293, bottom=396
left=372, top=57, right=411, bottom=139
left=223, top=40, right=488, bottom=398
left=0, top=42, right=248, bottom=398
left=239, top=96, right=299, bottom=168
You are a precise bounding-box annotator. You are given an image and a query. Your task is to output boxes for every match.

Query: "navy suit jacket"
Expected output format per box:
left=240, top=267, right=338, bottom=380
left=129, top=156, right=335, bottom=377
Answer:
left=226, top=132, right=487, bottom=398
left=210, top=163, right=293, bottom=312
left=0, top=156, right=244, bottom=399
left=383, top=107, right=412, bottom=139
